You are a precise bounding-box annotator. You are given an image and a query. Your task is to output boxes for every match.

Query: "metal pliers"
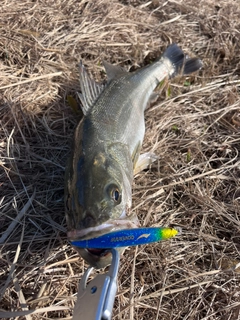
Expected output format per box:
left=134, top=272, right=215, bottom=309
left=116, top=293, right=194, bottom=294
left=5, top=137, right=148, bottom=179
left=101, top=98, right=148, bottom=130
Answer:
left=72, top=249, right=120, bottom=320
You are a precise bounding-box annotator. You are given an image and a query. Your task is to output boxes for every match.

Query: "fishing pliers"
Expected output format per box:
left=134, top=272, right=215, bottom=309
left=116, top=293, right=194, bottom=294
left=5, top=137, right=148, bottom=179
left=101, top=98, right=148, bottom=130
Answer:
left=72, top=248, right=120, bottom=320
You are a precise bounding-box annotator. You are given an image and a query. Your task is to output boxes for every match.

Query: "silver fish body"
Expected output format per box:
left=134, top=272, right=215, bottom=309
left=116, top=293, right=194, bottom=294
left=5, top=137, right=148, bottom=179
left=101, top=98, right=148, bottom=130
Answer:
left=65, top=44, right=202, bottom=268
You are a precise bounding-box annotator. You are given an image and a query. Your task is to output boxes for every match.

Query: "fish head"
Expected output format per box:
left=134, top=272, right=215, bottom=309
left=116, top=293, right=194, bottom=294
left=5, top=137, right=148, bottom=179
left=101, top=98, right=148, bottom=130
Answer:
left=65, top=149, right=139, bottom=268
left=66, top=151, right=132, bottom=230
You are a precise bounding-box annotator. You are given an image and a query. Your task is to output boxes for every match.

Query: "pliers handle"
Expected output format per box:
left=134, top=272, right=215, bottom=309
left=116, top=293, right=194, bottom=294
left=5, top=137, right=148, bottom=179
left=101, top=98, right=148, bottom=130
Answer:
left=72, top=249, right=120, bottom=320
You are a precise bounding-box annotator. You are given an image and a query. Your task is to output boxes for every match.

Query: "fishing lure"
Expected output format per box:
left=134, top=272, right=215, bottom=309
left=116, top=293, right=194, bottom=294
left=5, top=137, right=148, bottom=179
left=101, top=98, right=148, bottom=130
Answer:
left=71, top=227, right=181, bottom=249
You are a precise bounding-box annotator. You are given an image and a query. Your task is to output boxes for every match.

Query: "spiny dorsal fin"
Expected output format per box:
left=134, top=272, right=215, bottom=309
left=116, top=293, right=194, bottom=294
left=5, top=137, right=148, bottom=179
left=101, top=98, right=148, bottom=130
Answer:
left=78, top=62, right=105, bottom=115
left=103, top=61, right=128, bottom=81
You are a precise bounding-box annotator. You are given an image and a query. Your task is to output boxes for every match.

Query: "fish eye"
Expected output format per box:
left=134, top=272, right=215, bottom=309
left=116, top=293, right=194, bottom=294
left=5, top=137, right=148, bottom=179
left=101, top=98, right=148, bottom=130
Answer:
left=112, top=189, right=120, bottom=202
left=106, top=184, right=122, bottom=204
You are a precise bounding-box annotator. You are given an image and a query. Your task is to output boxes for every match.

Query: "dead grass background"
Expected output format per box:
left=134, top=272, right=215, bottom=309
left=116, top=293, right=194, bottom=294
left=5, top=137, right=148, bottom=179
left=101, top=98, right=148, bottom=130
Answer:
left=0, top=0, right=240, bottom=319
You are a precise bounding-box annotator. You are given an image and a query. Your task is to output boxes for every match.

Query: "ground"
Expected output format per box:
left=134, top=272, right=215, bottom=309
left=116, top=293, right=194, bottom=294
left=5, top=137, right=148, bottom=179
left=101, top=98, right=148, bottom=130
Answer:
left=0, top=0, right=240, bottom=319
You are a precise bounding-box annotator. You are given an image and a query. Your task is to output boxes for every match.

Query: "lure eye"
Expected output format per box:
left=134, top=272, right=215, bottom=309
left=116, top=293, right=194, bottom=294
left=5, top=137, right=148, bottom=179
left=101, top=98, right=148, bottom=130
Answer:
left=106, top=184, right=122, bottom=204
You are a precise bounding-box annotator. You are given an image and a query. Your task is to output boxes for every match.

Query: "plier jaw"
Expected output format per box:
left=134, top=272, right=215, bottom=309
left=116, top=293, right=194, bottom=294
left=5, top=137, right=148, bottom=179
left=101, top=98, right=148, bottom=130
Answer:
left=72, top=248, right=120, bottom=320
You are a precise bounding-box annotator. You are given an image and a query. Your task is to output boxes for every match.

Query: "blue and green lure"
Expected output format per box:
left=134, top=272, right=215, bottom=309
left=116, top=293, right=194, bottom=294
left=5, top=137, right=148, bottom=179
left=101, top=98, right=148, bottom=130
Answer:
left=71, top=227, right=181, bottom=249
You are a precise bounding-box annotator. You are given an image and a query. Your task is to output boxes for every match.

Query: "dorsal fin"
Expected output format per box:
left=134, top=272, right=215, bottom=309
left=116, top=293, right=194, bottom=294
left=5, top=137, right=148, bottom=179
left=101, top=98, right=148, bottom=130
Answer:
left=102, top=61, right=128, bottom=81
left=78, top=62, right=105, bottom=115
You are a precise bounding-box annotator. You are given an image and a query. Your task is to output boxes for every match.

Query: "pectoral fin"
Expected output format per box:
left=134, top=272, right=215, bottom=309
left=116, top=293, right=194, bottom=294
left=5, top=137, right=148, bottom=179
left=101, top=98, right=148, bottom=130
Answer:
left=146, top=92, right=159, bottom=110
left=134, top=152, right=158, bottom=175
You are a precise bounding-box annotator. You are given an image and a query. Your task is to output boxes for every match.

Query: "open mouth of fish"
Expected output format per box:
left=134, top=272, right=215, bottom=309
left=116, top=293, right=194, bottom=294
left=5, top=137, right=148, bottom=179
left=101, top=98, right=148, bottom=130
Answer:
left=68, top=216, right=139, bottom=259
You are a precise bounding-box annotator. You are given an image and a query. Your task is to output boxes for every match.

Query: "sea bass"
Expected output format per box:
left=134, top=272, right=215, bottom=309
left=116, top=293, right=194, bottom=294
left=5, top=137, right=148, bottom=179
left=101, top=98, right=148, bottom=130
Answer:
left=65, top=44, right=202, bottom=268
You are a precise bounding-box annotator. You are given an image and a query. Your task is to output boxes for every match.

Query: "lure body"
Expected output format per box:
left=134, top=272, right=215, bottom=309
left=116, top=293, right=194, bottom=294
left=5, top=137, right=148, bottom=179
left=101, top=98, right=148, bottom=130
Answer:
left=71, top=227, right=181, bottom=248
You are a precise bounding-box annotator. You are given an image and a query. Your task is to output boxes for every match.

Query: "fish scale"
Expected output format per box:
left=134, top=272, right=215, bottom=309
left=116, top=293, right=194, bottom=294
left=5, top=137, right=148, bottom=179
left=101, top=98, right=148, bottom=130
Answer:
left=90, top=61, right=170, bottom=153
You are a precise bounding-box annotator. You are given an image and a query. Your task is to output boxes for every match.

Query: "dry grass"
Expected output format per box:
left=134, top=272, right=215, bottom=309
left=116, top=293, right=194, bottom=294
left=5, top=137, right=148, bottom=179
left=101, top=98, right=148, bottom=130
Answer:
left=0, top=0, right=240, bottom=319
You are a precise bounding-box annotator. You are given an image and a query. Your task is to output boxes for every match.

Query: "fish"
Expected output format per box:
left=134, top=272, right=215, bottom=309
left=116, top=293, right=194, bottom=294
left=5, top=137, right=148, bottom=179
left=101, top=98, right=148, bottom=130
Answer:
left=65, top=43, right=202, bottom=268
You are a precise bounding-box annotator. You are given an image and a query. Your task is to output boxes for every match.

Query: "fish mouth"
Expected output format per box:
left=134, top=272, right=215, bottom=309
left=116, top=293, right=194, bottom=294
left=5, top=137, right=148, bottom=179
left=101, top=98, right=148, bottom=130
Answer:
left=74, top=246, right=119, bottom=269
left=87, top=248, right=108, bottom=256
left=68, top=213, right=139, bottom=268
left=68, top=219, right=139, bottom=240
left=67, top=216, right=139, bottom=241
left=86, top=248, right=112, bottom=260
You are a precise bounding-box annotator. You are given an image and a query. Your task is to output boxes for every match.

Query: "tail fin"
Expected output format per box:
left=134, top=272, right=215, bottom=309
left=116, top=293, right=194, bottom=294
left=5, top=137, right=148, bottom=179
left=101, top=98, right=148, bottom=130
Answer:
left=163, top=43, right=202, bottom=77
left=183, top=57, right=203, bottom=74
